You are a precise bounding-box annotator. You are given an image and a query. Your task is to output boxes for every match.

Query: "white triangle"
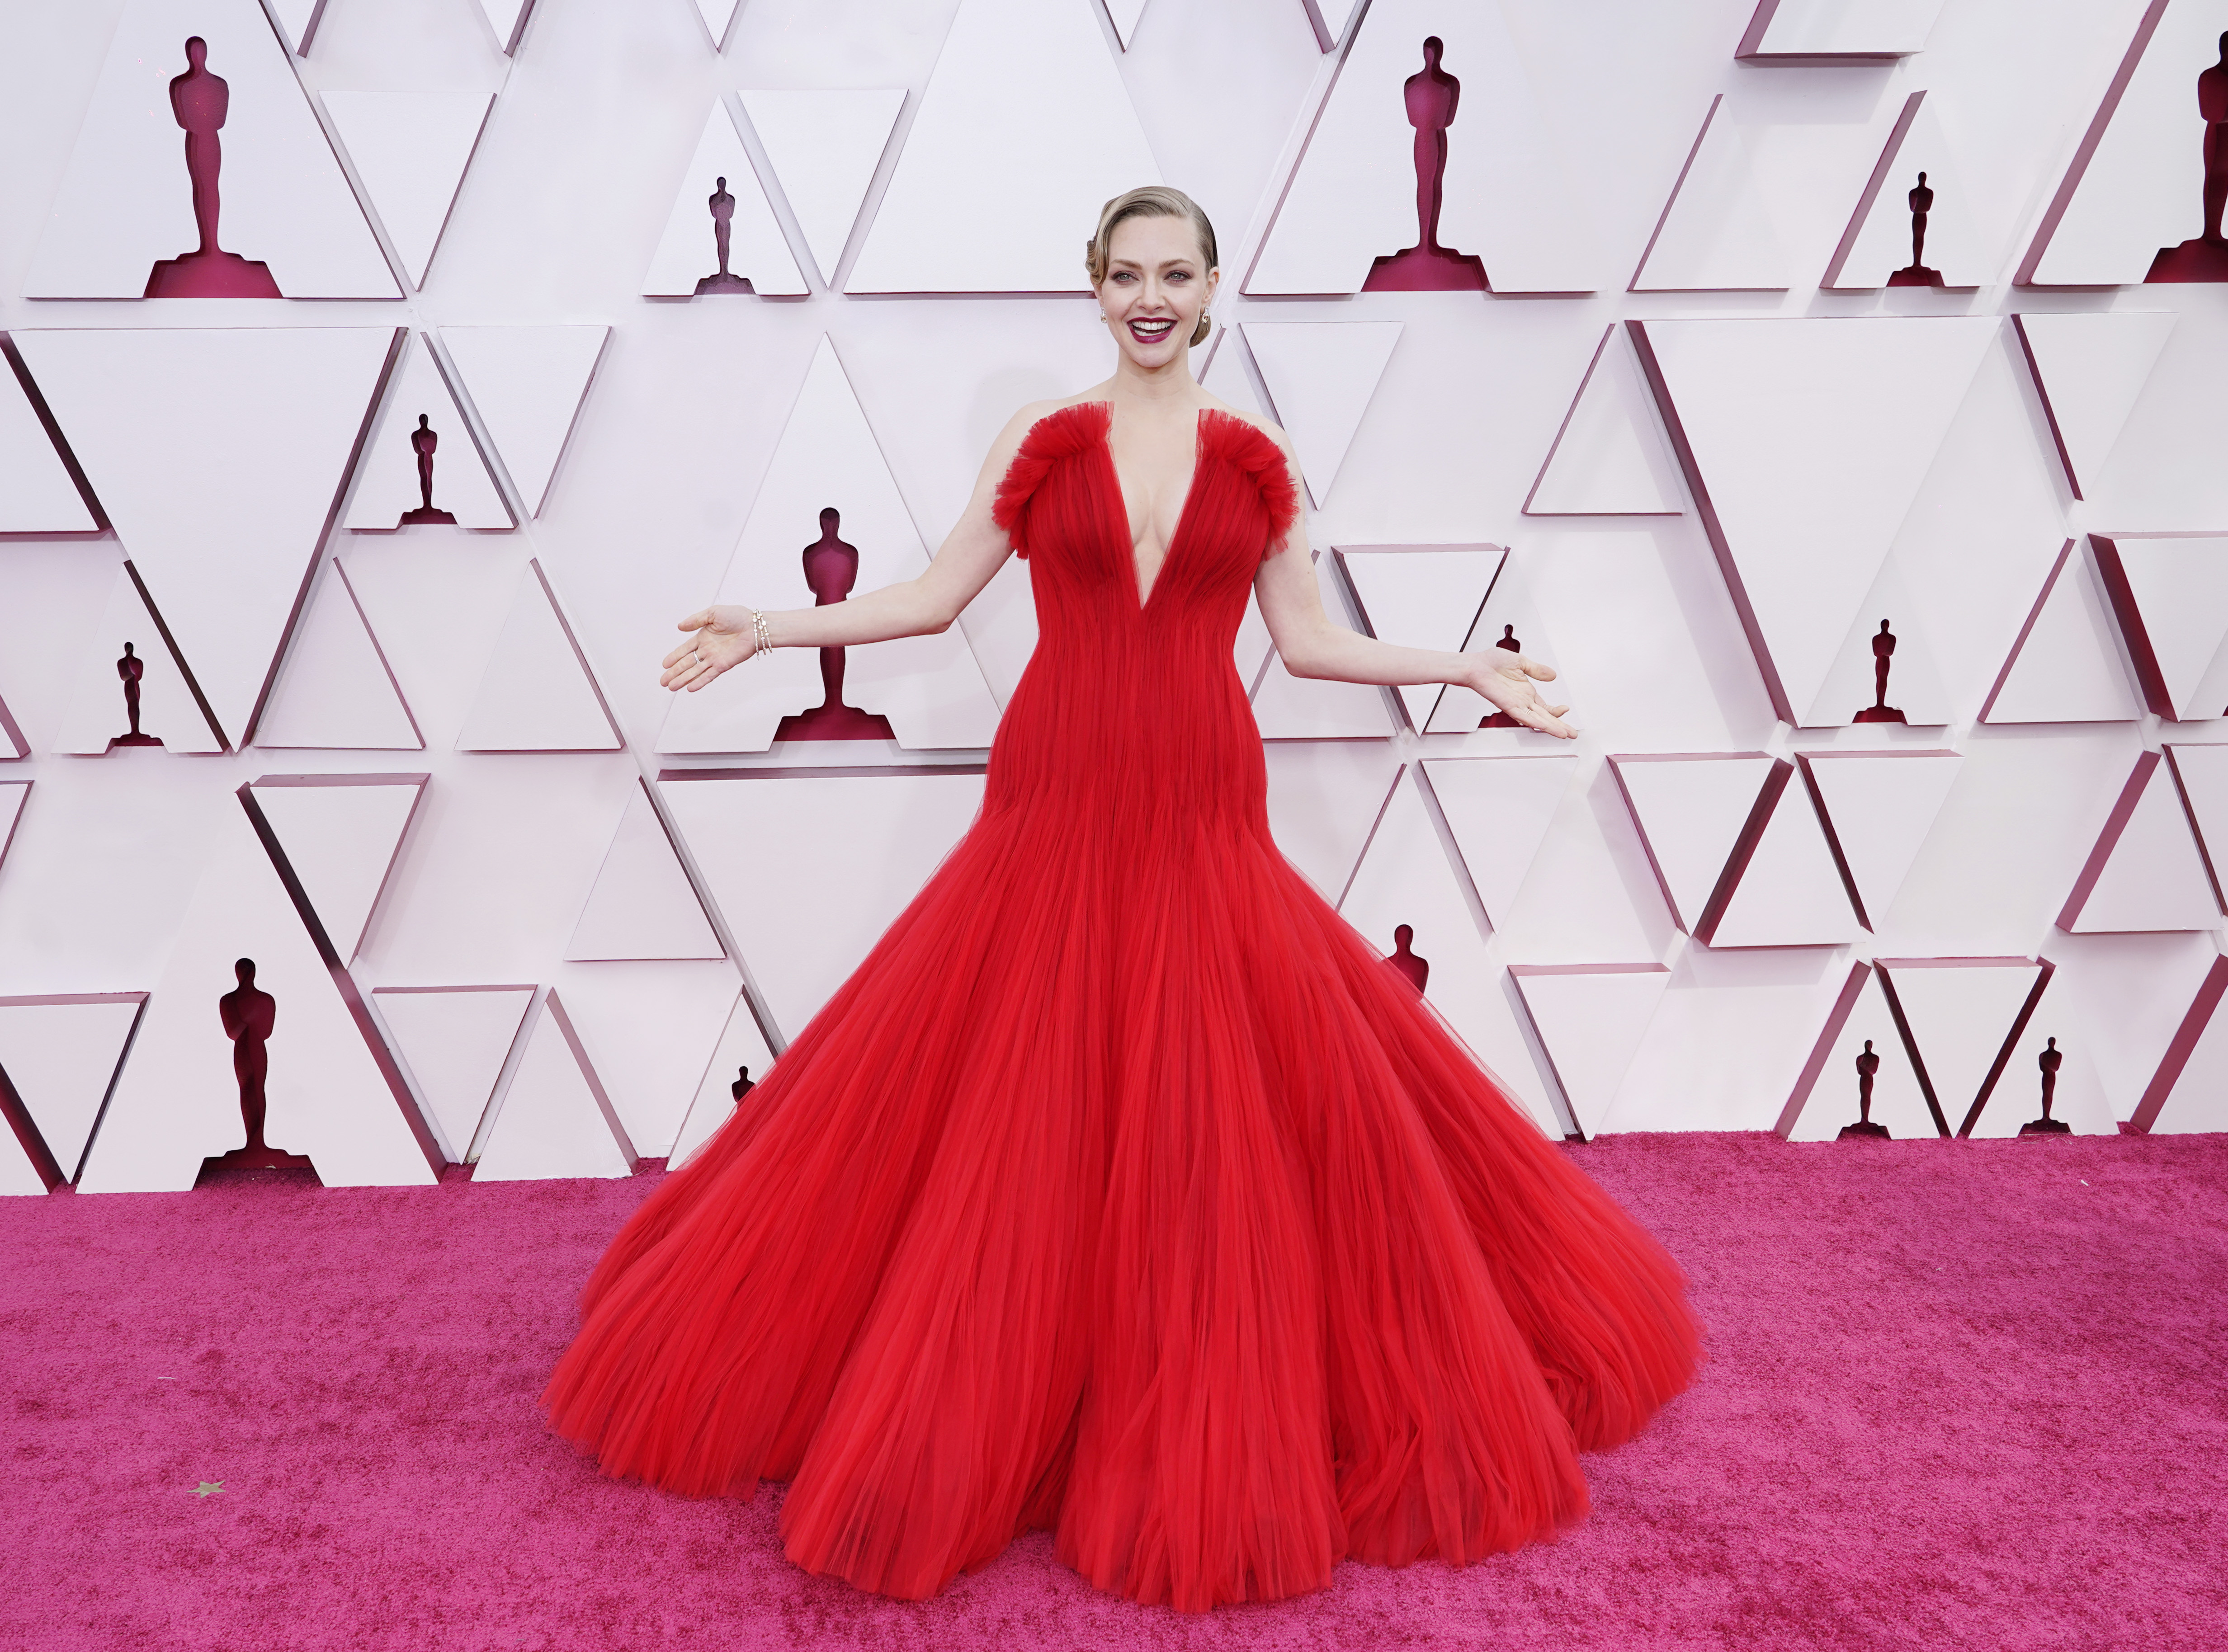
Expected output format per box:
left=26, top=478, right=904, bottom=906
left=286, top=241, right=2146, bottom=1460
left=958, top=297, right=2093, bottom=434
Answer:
left=474, top=993, right=635, bottom=1181
left=246, top=774, right=425, bottom=960
left=1878, top=959, right=2045, bottom=1133
left=1525, top=325, right=1683, bottom=516
left=345, top=335, right=512, bottom=532
left=565, top=780, right=724, bottom=961
left=1609, top=753, right=1776, bottom=933
left=439, top=325, right=609, bottom=517
left=1796, top=750, right=1961, bottom=929
left=2137, top=955, right=2228, bottom=1134
left=2093, top=535, right=2228, bottom=721
left=49, top=566, right=225, bottom=755
left=253, top=563, right=423, bottom=750
left=1335, top=546, right=1505, bottom=730
left=475, top=0, right=534, bottom=54
left=1240, top=321, right=1401, bottom=507
left=1980, top=539, right=2143, bottom=724
left=1340, top=772, right=1560, bottom=1135
left=2060, top=754, right=2220, bottom=934
left=2026, top=0, right=2228, bottom=284
left=551, top=965, right=743, bottom=1157
left=657, top=768, right=987, bottom=1040
left=1632, top=95, right=1793, bottom=292
left=322, top=91, right=492, bottom=289
left=1706, top=776, right=1860, bottom=948
left=25, top=0, right=396, bottom=297
left=739, top=89, right=906, bottom=286
left=846, top=0, right=1161, bottom=292
left=1967, top=1024, right=2116, bottom=1138
left=455, top=561, right=622, bottom=752
left=372, top=985, right=533, bottom=1165
left=693, top=0, right=741, bottom=49
left=1801, top=560, right=1953, bottom=729
left=669, top=992, right=776, bottom=1170
left=2014, top=313, right=2176, bottom=499
left=77, top=801, right=434, bottom=1192
left=2167, top=743, right=2228, bottom=905
left=0, top=360, right=95, bottom=532
left=1633, top=317, right=1996, bottom=725
left=0, top=995, right=144, bottom=1183
left=1507, top=967, right=1669, bottom=1137
left=641, top=104, right=808, bottom=298
left=14, top=328, right=398, bottom=743
left=1743, top=0, right=1945, bottom=57
left=1250, top=554, right=1395, bottom=740
left=1100, top=0, right=1149, bottom=47
left=1423, top=755, right=1580, bottom=927
left=1262, top=740, right=1404, bottom=904
left=1249, top=0, right=1602, bottom=294
left=1784, top=971, right=1942, bottom=1141
left=657, top=337, right=1004, bottom=753
left=266, top=0, right=326, bottom=53
left=1826, top=92, right=2001, bottom=290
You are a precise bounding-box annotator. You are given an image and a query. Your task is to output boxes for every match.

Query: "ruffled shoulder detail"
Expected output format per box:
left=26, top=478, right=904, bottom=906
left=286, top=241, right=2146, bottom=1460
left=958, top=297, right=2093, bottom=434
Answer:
left=992, top=401, right=1111, bottom=540
left=1200, top=408, right=1301, bottom=554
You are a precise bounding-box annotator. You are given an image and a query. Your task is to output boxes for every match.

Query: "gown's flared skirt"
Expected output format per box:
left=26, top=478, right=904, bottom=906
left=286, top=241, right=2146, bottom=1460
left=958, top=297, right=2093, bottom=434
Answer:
left=540, top=799, right=1700, bottom=1611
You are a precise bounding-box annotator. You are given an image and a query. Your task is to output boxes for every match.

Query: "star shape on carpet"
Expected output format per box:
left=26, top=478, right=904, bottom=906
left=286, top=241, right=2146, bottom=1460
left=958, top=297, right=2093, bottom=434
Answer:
left=193, top=1482, right=223, bottom=1497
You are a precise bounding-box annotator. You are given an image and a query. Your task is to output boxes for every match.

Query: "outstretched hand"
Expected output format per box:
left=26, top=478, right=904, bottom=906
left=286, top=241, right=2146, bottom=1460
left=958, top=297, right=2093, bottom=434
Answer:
left=1471, top=650, right=1574, bottom=739
left=661, top=606, right=757, bottom=692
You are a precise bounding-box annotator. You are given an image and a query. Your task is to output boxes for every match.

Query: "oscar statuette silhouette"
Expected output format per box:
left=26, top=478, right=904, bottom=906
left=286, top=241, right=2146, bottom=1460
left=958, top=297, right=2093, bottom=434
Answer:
left=1851, top=621, right=1907, bottom=724
left=201, top=959, right=312, bottom=1175
left=1477, top=625, right=1526, bottom=728
left=2148, top=33, right=2228, bottom=281
left=695, top=177, right=754, bottom=295
left=1886, top=171, right=1944, bottom=287
left=2020, top=1037, right=2072, bottom=1135
left=144, top=38, right=283, bottom=298
left=1361, top=38, right=1491, bottom=292
left=773, top=509, right=897, bottom=741
left=398, top=415, right=458, bottom=526
left=110, top=642, right=164, bottom=749
left=1385, top=924, right=1430, bottom=996
left=1839, top=1038, right=1891, bottom=1139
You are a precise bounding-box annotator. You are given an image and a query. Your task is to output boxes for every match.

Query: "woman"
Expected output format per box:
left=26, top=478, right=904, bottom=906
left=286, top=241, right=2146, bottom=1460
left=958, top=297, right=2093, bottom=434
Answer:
left=543, top=186, right=1699, bottom=1612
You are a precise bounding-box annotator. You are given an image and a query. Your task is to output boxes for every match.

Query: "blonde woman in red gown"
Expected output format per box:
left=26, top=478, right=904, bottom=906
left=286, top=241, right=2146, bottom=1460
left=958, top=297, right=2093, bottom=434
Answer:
left=543, top=188, right=1700, bottom=1612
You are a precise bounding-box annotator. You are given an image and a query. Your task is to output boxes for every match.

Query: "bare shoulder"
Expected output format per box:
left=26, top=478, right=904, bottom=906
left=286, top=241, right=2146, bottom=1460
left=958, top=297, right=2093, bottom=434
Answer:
left=992, top=384, right=1113, bottom=448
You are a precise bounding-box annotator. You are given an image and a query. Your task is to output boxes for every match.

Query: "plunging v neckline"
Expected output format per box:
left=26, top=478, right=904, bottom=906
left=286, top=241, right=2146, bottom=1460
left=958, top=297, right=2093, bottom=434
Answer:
left=1095, top=403, right=1208, bottom=612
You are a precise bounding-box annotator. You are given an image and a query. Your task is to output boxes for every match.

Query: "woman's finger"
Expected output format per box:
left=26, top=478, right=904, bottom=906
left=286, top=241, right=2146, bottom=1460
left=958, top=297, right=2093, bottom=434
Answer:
left=674, top=608, right=713, bottom=633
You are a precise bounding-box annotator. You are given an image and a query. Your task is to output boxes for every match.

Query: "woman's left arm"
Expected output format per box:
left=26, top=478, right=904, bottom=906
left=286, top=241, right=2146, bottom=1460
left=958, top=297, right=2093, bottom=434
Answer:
left=1251, top=433, right=1575, bottom=739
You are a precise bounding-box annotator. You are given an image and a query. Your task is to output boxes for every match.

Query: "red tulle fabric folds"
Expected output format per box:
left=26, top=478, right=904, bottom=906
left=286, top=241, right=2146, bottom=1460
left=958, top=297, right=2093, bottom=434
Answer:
left=541, top=402, right=1702, bottom=1611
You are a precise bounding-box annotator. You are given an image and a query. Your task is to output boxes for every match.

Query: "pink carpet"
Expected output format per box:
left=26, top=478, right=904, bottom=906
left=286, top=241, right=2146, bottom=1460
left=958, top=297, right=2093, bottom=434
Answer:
left=7, top=1132, right=2224, bottom=1650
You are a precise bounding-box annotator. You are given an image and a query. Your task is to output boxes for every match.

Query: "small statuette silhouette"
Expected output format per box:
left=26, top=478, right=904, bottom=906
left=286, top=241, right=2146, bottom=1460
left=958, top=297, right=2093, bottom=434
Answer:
left=774, top=508, right=897, bottom=742
left=110, top=641, right=164, bottom=749
left=731, top=1065, right=754, bottom=1104
left=2148, top=33, right=2228, bottom=282
left=202, top=959, right=312, bottom=1174
left=1385, top=924, right=1430, bottom=995
left=2020, top=1037, right=2072, bottom=1135
left=144, top=38, right=283, bottom=299
left=694, top=176, right=755, bottom=295
left=1851, top=620, right=1907, bottom=724
left=1361, top=38, right=1491, bottom=292
left=398, top=415, right=458, bottom=526
left=1886, top=170, right=1944, bottom=288
left=1838, top=1039, right=1892, bottom=1138
left=1477, top=624, right=1526, bottom=728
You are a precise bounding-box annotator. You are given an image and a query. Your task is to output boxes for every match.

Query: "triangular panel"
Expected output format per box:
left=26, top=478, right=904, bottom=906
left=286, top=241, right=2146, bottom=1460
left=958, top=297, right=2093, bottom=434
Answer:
left=1704, top=773, right=1861, bottom=949
left=1421, top=754, right=1577, bottom=928
left=1824, top=92, right=1998, bottom=290
left=473, top=992, right=636, bottom=1181
left=1334, top=545, right=1505, bottom=730
left=846, top=0, right=1160, bottom=292
left=1524, top=325, right=1684, bottom=517
left=1737, top=0, right=1945, bottom=61
left=1507, top=965, right=1670, bottom=1138
left=1240, top=321, right=1399, bottom=508
left=0, top=354, right=97, bottom=532
left=2057, top=751, right=2220, bottom=933
left=2129, top=952, right=2228, bottom=1134
left=372, top=985, right=533, bottom=1164
left=1631, top=96, right=1793, bottom=292
left=1979, top=539, right=2144, bottom=724
left=1781, top=965, right=1942, bottom=1141
left=565, top=779, right=724, bottom=961
left=1607, top=753, right=1777, bottom=934
left=641, top=104, right=808, bottom=298
left=345, top=335, right=513, bottom=532
left=439, top=325, right=609, bottom=518
left=1875, top=957, right=2050, bottom=1137
left=1262, top=741, right=1403, bottom=904
left=2166, top=742, right=2228, bottom=908
left=739, top=89, right=906, bottom=286
left=245, top=773, right=427, bottom=960
left=0, top=994, right=146, bottom=1185
left=2011, top=312, right=2176, bottom=499
left=1797, top=749, right=1962, bottom=930
left=253, top=563, right=423, bottom=750
left=455, top=561, right=623, bottom=752
left=322, top=91, right=494, bottom=290
left=669, top=991, right=776, bottom=1171
left=50, top=565, right=227, bottom=755
left=2090, top=534, right=2228, bottom=721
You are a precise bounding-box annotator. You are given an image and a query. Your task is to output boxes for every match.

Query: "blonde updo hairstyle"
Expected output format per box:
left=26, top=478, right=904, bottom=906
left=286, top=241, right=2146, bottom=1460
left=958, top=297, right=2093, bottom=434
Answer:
left=1085, top=186, right=1219, bottom=348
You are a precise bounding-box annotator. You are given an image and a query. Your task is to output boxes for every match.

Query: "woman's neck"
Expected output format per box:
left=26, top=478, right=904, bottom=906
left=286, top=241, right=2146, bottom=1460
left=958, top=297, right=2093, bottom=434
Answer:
left=1106, top=348, right=1198, bottom=409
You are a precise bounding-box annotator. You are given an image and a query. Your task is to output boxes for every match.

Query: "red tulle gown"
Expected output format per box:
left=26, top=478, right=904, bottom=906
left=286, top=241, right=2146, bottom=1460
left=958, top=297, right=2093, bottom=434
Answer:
left=542, top=402, right=1700, bottom=1610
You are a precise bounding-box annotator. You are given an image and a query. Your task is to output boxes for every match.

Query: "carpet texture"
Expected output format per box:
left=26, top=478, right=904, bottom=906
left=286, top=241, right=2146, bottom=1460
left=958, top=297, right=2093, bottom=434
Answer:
left=4, top=1132, right=2223, bottom=1651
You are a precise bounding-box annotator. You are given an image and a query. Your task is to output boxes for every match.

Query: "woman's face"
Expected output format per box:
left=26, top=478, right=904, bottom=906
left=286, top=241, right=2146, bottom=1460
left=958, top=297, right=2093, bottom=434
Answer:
left=1097, top=214, right=1217, bottom=369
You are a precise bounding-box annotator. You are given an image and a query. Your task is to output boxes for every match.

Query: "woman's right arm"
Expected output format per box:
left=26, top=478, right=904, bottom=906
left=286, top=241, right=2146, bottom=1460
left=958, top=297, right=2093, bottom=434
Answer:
left=661, top=402, right=1048, bottom=692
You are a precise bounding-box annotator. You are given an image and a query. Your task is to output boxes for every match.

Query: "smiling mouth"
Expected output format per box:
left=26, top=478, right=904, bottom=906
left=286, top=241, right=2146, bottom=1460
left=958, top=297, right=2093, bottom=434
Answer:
left=1127, top=317, right=1176, bottom=343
